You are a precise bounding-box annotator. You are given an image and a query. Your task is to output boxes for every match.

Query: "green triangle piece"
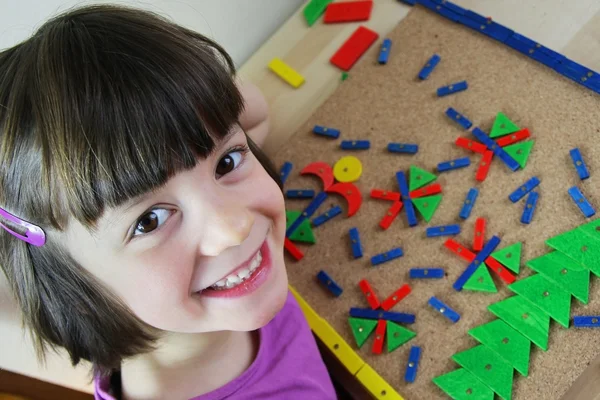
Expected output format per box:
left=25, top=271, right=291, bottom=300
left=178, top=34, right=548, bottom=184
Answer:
left=508, top=274, right=571, bottom=328
left=546, top=227, right=600, bottom=277
left=452, top=344, right=514, bottom=400
left=348, top=318, right=378, bottom=348
left=526, top=251, right=590, bottom=304
left=468, top=319, right=531, bottom=377
left=488, top=295, right=550, bottom=351
left=433, top=368, right=495, bottom=400
left=303, top=0, right=334, bottom=26
left=286, top=211, right=316, bottom=244
left=341, top=72, right=349, bottom=81
left=577, top=218, right=600, bottom=242
left=491, top=243, right=522, bottom=274
left=412, top=195, right=442, bottom=223
left=409, top=165, right=437, bottom=191
left=490, top=112, right=520, bottom=138
left=464, top=264, right=497, bottom=293
left=386, top=321, right=416, bottom=353
left=504, top=141, right=534, bottom=169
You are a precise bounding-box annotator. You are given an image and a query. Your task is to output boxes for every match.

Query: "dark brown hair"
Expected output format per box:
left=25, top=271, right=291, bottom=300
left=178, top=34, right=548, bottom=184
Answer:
left=0, top=4, right=280, bottom=377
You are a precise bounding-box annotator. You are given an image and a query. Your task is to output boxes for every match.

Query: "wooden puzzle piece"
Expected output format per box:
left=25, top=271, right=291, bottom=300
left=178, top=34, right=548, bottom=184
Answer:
left=433, top=368, right=494, bottom=400
left=546, top=227, right=600, bottom=277
left=412, top=195, right=442, bottom=223
left=349, top=317, right=378, bottom=348
left=508, top=273, right=571, bottom=328
left=488, top=295, right=550, bottom=351
left=526, top=251, right=590, bottom=304
left=463, top=264, right=497, bottom=293
left=386, top=321, right=416, bottom=353
left=490, top=112, right=520, bottom=138
left=490, top=242, right=522, bottom=274
left=409, top=165, right=437, bottom=191
left=286, top=211, right=316, bottom=244
left=504, top=140, right=534, bottom=169
left=468, top=319, right=531, bottom=377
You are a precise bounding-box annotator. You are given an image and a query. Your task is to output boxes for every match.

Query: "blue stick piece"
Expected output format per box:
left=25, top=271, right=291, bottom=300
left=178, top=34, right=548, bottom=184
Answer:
left=570, top=148, right=590, bottom=180
left=388, top=143, right=419, bottom=154
left=349, top=227, right=363, bottom=259
left=521, top=191, right=539, bottom=225
left=285, top=189, right=315, bottom=199
left=340, top=140, right=370, bottom=150
left=371, top=247, right=404, bottom=266
left=426, top=224, right=461, bottom=238
left=418, top=54, right=441, bottom=80
left=286, top=192, right=328, bottom=237
left=453, top=235, right=501, bottom=291
left=279, top=162, right=293, bottom=185
left=316, top=270, right=343, bottom=297
left=437, top=80, right=468, bottom=97
left=437, top=157, right=471, bottom=172
left=313, top=125, right=340, bottom=139
left=404, top=346, right=422, bottom=383
left=445, top=107, right=473, bottom=130
left=459, top=15, right=514, bottom=43
left=409, top=268, right=445, bottom=279
left=428, top=296, right=460, bottom=323
left=349, top=307, right=416, bottom=324
left=312, top=206, right=342, bottom=227
left=378, top=38, right=392, bottom=64
left=396, top=171, right=418, bottom=226
left=399, top=0, right=416, bottom=5
left=508, top=176, right=541, bottom=203
left=459, top=187, right=479, bottom=219
left=568, top=186, right=596, bottom=218
left=573, top=316, right=600, bottom=328
left=471, top=127, right=520, bottom=171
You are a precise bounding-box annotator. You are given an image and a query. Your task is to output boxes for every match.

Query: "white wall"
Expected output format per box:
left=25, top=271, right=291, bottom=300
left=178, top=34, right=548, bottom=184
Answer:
left=0, top=0, right=304, bottom=66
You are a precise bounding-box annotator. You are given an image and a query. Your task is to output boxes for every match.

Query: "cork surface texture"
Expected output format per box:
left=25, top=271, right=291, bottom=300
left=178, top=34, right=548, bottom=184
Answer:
left=272, top=6, right=600, bottom=400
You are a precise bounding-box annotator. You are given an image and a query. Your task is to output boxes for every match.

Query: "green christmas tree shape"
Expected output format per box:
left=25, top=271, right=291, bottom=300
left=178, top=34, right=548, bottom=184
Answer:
left=546, top=226, right=600, bottom=277
left=504, top=141, right=534, bottom=169
left=469, top=319, right=531, bottom=377
left=409, top=165, right=437, bottom=191
left=526, top=251, right=590, bottom=304
left=490, top=242, right=522, bottom=274
left=286, top=210, right=316, bottom=244
left=412, top=194, right=442, bottom=223
left=452, top=344, right=514, bottom=400
left=464, top=264, right=497, bottom=293
left=508, top=274, right=572, bottom=328
left=433, top=368, right=494, bottom=400
left=490, top=112, right=520, bottom=138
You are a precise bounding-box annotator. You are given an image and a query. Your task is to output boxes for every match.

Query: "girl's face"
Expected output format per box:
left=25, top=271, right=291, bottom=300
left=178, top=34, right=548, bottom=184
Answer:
left=62, top=128, right=289, bottom=333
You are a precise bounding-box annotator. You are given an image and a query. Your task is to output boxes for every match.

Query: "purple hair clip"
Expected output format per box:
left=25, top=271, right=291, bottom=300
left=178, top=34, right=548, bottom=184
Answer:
left=0, top=207, right=46, bottom=246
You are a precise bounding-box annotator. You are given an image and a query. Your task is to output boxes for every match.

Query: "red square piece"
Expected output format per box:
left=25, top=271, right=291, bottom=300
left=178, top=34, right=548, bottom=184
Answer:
left=330, top=26, right=379, bottom=71
left=324, top=1, right=373, bottom=23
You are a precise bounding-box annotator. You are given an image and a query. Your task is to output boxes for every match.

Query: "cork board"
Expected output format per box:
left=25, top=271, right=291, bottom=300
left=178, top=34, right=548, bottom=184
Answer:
left=272, top=6, right=600, bottom=400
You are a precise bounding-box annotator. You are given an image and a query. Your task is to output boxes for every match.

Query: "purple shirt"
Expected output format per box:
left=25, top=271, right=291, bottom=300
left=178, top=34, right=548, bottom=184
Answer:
left=95, top=291, right=337, bottom=399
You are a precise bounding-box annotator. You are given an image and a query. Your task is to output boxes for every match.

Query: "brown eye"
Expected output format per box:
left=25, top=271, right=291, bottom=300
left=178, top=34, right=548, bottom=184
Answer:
left=134, top=209, right=171, bottom=236
left=216, top=151, right=243, bottom=177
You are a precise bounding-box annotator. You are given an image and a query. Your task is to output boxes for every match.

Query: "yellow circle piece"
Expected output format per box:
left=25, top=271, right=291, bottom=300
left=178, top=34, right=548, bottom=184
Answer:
left=333, top=156, right=363, bottom=183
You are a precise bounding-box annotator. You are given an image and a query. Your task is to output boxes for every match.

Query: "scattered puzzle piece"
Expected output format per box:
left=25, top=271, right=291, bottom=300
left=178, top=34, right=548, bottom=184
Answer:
left=508, top=273, right=571, bottom=328
left=468, top=319, right=531, bottom=377
left=409, top=165, right=437, bottom=191
left=412, top=195, right=442, bottom=223
left=488, top=296, right=550, bottom=351
left=504, top=140, right=534, bottom=169
left=433, top=368, right=495, bottom=400
left=490, top=242, right=522, bottom=274
left=546, top=226, right=600, bottom=277
left=348, top=317, right=378, bottom=348
left=387, top=321, right=416, bottom=353
left=452, top=344, right=515, bottom=400
left=286, top=211, right=316, bottom=244
left=490, top=112, right=520, bottom=138
left=463, top=264, right=497, bottom=293
left=526, top=251, right=590, bottom=304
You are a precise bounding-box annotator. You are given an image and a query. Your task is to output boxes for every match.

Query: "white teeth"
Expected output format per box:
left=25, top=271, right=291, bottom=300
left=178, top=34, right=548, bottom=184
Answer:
left=209, top=250, right=262, bottom=291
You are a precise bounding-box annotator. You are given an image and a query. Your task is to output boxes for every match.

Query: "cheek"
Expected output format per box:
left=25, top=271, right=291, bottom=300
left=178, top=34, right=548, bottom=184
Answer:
left=249, top=169, right=285, bottom=231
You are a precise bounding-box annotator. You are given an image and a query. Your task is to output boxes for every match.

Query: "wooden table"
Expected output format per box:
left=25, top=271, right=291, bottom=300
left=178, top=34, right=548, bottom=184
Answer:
left=238, top=1, right=600, bottom=399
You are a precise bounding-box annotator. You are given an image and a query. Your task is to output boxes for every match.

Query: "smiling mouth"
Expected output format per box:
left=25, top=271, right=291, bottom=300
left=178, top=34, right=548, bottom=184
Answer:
left=208, top=249, right=263, bottom=290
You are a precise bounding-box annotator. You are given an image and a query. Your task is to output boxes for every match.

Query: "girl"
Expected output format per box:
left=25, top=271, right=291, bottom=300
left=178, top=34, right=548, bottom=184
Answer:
left=0, top=4, right=337, bottom=399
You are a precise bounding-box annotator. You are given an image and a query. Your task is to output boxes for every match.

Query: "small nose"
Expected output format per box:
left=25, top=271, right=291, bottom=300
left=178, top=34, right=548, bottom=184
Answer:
left=197, top=204, right=254, bottom=257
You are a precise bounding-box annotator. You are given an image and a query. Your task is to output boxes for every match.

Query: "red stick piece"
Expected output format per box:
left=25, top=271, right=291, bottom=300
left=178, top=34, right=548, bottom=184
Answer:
left=359, top=279, right=381, bottom=309
left=444, top=239, right=477, bottom=262
left=485, top=257, right=516, bottom=284
left=372, top=319, right=387, bottom=354
left=473, top=217, right=486, bottom=251
left=284, top=238, right=304, bottom=261
left=381, top=284, right=412, bottom=311
left=456, top=137, right=487, bottom=154
left=379, top=201, right=403, bottom=230
left=496, top=128, right=530, bottom=147
left=475, top=150, right=494, bottom=182
left=409, top=183, right=442, bottom=199
left=371, top=189, right=401, bottom=201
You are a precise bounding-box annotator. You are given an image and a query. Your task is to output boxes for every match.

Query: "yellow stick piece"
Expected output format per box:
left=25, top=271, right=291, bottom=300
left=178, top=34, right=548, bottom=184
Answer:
left=355, top=364, right=405, bottom=400
left=268, top=58, right=305, bottom=88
